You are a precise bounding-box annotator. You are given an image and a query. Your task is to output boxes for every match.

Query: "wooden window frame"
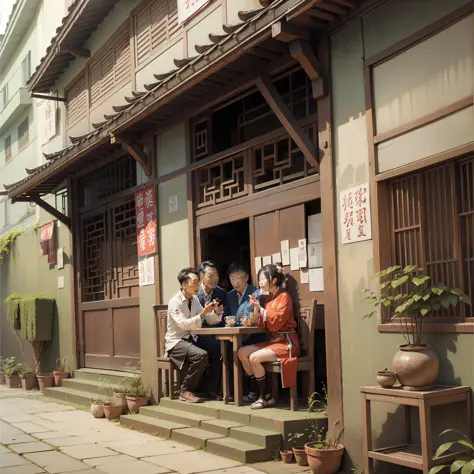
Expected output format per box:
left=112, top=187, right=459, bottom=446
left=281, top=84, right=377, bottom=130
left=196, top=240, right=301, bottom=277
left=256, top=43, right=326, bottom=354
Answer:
left=65, top=71, right=88, bottom=130
left=365, top=2, right=474, bottom=334
left=4, top=135, right=11, bottom=163
left=17, top=117, right=29, bottom=152
left=21, top=51, right=31, bottom=86
left=1, top=84, right=8, bottom=110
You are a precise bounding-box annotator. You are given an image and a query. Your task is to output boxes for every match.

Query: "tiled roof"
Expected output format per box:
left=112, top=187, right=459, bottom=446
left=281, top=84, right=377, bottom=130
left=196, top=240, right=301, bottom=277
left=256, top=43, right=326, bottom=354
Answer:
left=6, top=0, right=358, bottom=198
left=0, top=0, right=20, bottom=41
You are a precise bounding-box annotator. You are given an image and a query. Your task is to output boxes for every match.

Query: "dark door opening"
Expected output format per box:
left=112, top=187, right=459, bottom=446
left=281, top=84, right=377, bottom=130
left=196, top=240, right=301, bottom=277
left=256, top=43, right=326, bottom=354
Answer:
left=200, top=219, right=250, bottom=292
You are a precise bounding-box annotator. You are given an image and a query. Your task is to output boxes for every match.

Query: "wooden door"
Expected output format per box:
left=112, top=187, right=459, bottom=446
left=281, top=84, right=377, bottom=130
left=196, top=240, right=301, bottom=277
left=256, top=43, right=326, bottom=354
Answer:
left=79, top=196, right=140, bottom=371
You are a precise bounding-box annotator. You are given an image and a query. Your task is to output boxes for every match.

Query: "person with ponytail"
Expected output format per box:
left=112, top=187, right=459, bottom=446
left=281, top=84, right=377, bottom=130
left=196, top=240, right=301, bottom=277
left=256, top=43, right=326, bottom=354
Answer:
left=237, top=264, right=300, bottom=409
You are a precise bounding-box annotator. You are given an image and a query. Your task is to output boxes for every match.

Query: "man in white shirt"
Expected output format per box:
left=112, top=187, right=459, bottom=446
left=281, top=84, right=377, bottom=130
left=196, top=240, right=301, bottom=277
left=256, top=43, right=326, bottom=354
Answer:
left=166, top=268, right=221, bottom=403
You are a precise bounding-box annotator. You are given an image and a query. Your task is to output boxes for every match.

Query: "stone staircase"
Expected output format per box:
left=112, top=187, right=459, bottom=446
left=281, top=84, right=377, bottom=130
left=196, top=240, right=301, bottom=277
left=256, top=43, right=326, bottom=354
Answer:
left=121, top=398, right=326, bottom=463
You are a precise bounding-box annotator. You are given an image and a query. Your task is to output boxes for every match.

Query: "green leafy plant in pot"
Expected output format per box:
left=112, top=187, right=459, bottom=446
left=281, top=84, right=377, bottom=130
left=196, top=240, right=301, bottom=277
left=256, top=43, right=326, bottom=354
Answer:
left=363, top=265, right=471, bottom=390
left=121, top=375, right=150, bottom=414
left=53, top=357, right=69, bottom=386
left=3, top=357, right=23, bottom=388
left=20, top=363, right=37, bottom=391
left=429, top=429, right=474, bottom=474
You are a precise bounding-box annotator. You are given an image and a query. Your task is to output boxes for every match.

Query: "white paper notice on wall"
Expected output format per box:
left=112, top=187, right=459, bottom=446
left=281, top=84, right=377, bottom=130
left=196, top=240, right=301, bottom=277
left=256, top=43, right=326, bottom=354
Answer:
left=298, top=239, right=307, bottom=268
left=290, top=248, right=299, bottom=270
left=58, top=276, right=65, bottom=289
left=255, top=257, right=262, bottom=274
left=178, top=0, right=210, bottom=23
left=308, top=243, right=323, bottom=268
left=309, top=268, right=324, bottom=292
left=57, top=247, right=64, bottom=270
left=340, top=183, right=372, bottom=244
left=139, top=257, right=155, bottom=287
left=300, top=268, right=309, bottom=284
left=169, top=195, right=179, bottom=214
left=272, top=253, right=282, bottom=264
left=262, top=255, right=272, bottom=266
left=308, top=214, right=322, bottom=244
left=280, top=240, right=290, bottom=266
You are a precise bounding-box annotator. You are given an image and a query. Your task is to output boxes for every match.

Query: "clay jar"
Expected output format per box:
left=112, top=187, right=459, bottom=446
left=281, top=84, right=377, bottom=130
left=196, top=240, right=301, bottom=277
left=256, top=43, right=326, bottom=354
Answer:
left=305, top=443, right=345, bottom=474
left=126, top=396, right=149, bottom=414
left=292, top=447, right=309, bottom=466
left=392, top=345, right=439, bottom=390
left=90, top=402, right=105, bottom=418
left=376, top=369, right=397, bottom=388
left=102, top=402, right=123, bottom=420
left=280, top=449, right=293, bottom=464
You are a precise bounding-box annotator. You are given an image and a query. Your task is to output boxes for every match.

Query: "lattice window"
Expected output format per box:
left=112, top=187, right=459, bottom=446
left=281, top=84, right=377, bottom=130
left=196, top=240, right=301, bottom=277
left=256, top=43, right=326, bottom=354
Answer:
left=17, top=117, right=29, bottom=151
left=82, top=212, right=107, bottom=302
left=134, top=0, right=180, bottom=67
left=66, top=73, right=87, bottom=128
left=193, top=119, right=209, bottom=161
left=388, top=158, right=474, bottom=321
left=89, top=24, right=131, bottom=107
left=55, top=189, right=68, bottom=216
left=21, top=52, right=31, bottom=86
left=4, top=136, right=11, bottom=163
left=79, top=156, right=137, bottom=207
left=252, top=123, right=318, bottom=192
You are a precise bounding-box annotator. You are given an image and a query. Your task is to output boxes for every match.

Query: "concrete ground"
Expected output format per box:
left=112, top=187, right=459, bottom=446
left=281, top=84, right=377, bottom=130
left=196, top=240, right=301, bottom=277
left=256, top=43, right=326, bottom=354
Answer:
left=0, top=386, right=310, bottom=474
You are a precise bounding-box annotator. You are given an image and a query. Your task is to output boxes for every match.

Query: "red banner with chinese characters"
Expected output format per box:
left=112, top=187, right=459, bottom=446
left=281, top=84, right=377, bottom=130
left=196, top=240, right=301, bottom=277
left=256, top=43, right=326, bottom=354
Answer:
left=40, top=221, right=56, bottom=264
left=135, top=186, right=157, bottom=257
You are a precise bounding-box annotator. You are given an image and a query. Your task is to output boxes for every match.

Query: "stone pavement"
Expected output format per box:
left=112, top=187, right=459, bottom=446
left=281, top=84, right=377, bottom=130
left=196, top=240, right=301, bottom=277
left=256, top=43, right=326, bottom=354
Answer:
left=0, top=386, right=310, bottom=474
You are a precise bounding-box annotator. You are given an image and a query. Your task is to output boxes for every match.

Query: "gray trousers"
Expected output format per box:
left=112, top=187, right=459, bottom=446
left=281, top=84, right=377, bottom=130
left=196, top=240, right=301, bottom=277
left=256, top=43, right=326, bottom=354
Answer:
left=168, top=340, right=208, bottom=392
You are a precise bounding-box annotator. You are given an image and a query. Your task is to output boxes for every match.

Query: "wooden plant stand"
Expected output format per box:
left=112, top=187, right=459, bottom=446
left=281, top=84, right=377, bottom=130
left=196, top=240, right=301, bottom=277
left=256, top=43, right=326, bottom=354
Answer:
left=361, top=385, right=472, bottom=474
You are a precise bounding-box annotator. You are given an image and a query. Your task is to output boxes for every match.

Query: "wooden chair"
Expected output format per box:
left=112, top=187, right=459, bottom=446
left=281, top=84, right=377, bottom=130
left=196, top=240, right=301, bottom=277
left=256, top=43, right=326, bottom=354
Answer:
left=154, top=304, right=180, bottom=402
left=263, top=300, right=319, bottom=411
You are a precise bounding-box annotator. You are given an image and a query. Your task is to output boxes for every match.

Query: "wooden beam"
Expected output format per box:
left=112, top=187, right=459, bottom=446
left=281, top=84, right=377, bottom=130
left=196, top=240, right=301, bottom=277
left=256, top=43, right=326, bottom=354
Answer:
left=271, top=21, right=309, bottom=43
left=289, top=40, right=322, bottom=81
left=29, top=195, right=71, bottom=229
left=308, top=8, right=338, bottom=21
left=31, top=93, right=66, bottom=102
left=110, top=134, right=151, bottom=176
left=59, top=46, right=91, bottom=58
left=255, top=75, right=319, bottom=170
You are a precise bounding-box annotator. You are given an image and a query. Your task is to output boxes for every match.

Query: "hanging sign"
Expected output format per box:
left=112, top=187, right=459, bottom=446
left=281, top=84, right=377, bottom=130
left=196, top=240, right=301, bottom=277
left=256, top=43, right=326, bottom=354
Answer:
left=135, top=186, right=157, bottom=257
left=139, top=256, right=155, bottom=287
left=178, top=0, right=210, bottom=24
left=40, top=222, right=56, bottom=264
left=340, top=183, right=372, bottom=244
left=43, top=100, right=57, bottom=143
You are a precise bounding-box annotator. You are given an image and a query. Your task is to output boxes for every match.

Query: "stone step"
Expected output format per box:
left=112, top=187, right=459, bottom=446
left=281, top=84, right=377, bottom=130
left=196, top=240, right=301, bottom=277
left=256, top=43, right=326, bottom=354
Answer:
left=159, top=398, right=219, bottom=418
left=62, top=378, right=123, bottom=396
left=171, top=427, right=226, bottom=449
left=139, top=406, right=216, bottom=428
left=229, top=425, right=281, bottom=449
left=120, top=414, right=188, bottom=438
left=74, top=368, right=137, bottom=386
left=43, top=387, right=98, bottom=408
left=200, top=419, right=245, bottom=436
left=207, top=437, right=272, bottom=463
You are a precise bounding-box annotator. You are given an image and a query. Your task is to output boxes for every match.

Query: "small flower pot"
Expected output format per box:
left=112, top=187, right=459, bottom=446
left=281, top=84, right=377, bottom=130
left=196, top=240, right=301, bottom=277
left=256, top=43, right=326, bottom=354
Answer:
left=91, top=402, right=105, bottom=418
left=305, top=443, right=345, bottom=474
left=53, top=371, right=69, bottom=387
left=21, top=373, right=37, bottom=391
left=37, top=374, right=54, bottom=392
left=0, top=372, right=6, bottom=385
left=377, top=370, right=397, bottom=388
left=126, top=395, right=149, bottom=414
left=280, top=449, right=294, bottom=463
left=293, top=446, right=308, bottom=466
left=102, top=402, right=123, bottom=420
left=5, top=374, right=21, bottom=388
left=113, top=392, right=128, bottom=414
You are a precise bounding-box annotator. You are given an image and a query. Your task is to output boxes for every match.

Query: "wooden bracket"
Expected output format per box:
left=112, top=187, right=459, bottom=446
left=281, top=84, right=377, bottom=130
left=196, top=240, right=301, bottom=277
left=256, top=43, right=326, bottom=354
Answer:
left=255, top=75, right=319, bottom=170
left=110, top=133, right=151, bottom=176
left=29, top=195, right=71, bottom=229
left=58, top=46, right=91, bottom=58
left=289, top=40, right=327, bottom=100
left=272, top=21, right=309, bottom=43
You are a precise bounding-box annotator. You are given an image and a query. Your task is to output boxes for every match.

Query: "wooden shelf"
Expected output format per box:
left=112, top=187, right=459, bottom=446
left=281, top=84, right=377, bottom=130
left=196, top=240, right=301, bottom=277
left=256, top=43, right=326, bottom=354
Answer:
left=369, top=444, right=462, bottom=470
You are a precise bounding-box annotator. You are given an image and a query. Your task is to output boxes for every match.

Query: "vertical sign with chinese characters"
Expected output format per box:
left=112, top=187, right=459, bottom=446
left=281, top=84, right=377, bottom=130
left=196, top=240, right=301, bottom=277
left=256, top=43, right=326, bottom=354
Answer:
left=178, top=0, right=210, bottom=24
left=135, top=186, right=157, bottom=257
left=340, top=183, right=372, bottom=244
left=44, top=101, right=56, bottom=142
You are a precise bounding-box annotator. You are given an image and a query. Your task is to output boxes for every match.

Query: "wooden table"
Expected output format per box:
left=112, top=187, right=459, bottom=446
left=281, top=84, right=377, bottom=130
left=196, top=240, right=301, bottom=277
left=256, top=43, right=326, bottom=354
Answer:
left=361, top=385, right=472, bottom=474
left=192, top=326, right=267, bottom=406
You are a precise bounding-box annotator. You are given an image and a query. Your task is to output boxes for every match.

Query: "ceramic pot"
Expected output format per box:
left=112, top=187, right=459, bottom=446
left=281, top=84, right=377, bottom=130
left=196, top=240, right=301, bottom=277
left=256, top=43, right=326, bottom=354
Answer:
left=376, top=370, right=397, bottom=388
left=102, top=403, right=123, bottom=420
left=5, top=374, right=21, bottom=388
left=392, top=345, right=439, bottom=390
left=37, top=374, right=54, bottom=392
left=53, top=371, right=69, bottom=387
left=0, top=372, right=6, bottom=385
left=293, top=447, right=309, bottom=466
left=113, top=392, right=128, bottom=414
left=305, top=443, right=345, bottom=474
left=90, top=402, right=105, bottom=418
left=21, top=373, right=37, bottom=390
left=280, top=450, right=293, bottom=463
left=126, top=396, right=149, bottom=414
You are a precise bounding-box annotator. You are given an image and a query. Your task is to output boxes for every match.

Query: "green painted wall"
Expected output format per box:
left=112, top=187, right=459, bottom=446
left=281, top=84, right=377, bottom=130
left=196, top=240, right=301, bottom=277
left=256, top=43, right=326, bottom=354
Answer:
left=0, top=222, right=74, bottom=373
left=331, top=0, right=474, bottom=470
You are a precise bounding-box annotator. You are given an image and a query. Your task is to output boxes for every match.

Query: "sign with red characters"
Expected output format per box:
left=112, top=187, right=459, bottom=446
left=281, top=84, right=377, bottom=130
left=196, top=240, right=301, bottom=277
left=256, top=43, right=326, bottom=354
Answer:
left=340, top=183, right=372, bottom=244
left=135, top=186, right=157, bottom=257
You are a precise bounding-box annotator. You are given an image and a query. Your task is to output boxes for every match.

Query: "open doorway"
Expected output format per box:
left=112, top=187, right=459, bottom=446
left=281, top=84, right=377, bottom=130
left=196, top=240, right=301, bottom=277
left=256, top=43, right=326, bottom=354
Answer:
left=200, top=219, right=250, bottom=292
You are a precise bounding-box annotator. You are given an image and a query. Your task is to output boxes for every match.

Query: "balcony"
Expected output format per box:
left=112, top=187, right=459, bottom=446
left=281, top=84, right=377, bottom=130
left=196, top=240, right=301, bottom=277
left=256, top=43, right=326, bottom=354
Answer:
left=0, top=87, right=31, bottom=134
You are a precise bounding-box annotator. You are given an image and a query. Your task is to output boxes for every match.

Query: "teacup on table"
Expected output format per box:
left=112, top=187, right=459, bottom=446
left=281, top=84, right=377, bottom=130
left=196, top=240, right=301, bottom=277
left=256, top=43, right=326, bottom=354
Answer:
left=224, top=316, right=236, bottom=327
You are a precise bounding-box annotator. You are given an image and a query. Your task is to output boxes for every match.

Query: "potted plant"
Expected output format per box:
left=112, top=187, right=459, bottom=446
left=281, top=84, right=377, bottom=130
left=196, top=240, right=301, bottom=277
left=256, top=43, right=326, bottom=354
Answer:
left=53, top=357, right=69, bottom=386
left=0, top=358, right=5, bottom=385
left=90, top=398, right=105, bottom=418
left=288, top=432, right=309, bottom=466
left=363, top=265, right=471, bottom=390
left=4, top=357, right=22, bottom=388
left=102, top=401, right=123, bottom=420
left=37, top=373, right=54, bottom=391
left=280, top=448, right=294, bottom=464
left=122, top=375, right=150, bottom=414
left=20, top=363, right=37, bottom=391
left=305, top=421, right=345, bottom=474
left=112, top=387, right=128, bottom=415
left=429, top=430, right=474, bottom=474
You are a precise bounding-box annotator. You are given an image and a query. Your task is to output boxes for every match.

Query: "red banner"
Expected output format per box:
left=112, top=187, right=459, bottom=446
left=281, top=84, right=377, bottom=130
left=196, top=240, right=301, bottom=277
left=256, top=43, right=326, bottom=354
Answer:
left=40, top=221, right=56, bottom=264
left=135, top=186, right=157, bottom=257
